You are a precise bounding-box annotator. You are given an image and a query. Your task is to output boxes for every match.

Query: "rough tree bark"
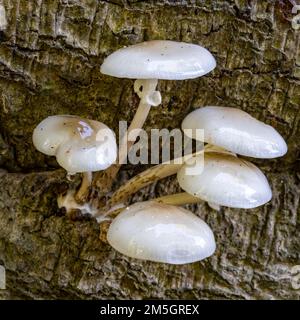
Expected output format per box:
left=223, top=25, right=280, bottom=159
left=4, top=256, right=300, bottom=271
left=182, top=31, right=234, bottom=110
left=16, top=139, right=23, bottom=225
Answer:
left=0, top=0, right=299, bottom=299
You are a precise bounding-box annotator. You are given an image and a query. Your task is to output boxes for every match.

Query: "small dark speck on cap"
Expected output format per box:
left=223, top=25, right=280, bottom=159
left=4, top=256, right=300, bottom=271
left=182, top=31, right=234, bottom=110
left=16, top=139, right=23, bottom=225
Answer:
left=40, top=128, right=43, bottom=130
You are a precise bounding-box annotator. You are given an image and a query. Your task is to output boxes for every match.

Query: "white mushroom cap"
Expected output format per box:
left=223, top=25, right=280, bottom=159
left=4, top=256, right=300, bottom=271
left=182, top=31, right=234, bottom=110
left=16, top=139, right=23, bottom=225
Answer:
left=182, top=106, right=288, bottom=158
left=100, top=40, right=216, bottom=80
left=32, top=115, right=117, bottom=173
left=107, top=201, right=216, bottom=264
left=177, top=153, right=272, bottom=209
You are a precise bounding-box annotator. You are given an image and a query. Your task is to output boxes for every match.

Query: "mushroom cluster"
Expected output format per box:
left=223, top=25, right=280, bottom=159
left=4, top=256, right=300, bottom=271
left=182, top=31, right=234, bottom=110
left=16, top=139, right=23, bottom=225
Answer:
left=32, top=115, right=117, bottom=212
left=105, top=105, right=287, bottom=264
left=32, top=40, right=287, bottom=266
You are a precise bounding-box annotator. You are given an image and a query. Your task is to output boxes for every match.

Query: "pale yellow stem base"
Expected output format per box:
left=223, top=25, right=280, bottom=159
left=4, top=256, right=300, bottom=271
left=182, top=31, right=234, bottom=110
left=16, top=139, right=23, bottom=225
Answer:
left=75, top=171, right=92, bottom=203
left=154, top=192, right=201, bottom=206
left=92, top=79, right=161, bottom=193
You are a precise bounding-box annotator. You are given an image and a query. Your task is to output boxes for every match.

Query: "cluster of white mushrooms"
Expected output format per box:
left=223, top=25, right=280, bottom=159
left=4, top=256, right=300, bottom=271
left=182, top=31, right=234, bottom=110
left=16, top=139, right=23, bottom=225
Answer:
left=32, top=40, right=287, bottom=265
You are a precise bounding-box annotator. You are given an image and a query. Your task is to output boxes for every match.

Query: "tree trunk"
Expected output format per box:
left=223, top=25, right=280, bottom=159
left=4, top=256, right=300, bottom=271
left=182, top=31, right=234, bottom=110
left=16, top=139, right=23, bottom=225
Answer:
left=0, top=0, right=299, bottom=299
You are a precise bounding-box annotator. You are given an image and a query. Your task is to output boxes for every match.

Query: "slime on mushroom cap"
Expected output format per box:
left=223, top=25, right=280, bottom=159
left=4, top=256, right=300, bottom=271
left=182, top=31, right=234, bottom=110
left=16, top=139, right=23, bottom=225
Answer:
left=177, top=152, right=272, bottom=209
left=182, top=106, right=288, bottom=159
left=107, top=201, right=216, bottom=265
left=101, top=40, right=216, bottom=80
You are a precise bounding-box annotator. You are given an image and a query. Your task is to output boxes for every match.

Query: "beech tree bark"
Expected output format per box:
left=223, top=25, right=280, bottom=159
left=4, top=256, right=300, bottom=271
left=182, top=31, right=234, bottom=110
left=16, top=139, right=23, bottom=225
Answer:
left=0, top=0, right=299, bottom=299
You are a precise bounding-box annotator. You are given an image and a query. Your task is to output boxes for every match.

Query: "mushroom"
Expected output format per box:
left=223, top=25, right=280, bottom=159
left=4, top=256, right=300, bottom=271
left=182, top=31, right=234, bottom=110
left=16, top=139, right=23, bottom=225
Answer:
left=107, top=201, right=216, bottom=264
left=177, top=152, right=272, bottom=210
left=100, top=40, right=216, bottom=176
left=105, top=146, right=226, bottom=210
left=182, top=106, right=287, bottom=158
left=32, top=115, right=117, bottom=203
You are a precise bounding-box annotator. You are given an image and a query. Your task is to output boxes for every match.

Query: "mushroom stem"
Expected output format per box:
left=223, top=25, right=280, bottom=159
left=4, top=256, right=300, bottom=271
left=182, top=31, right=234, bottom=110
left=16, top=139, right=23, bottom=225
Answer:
left=207, top=202, right=221, bottom=211
left=119, top=79, right=161, bottom=165
left=108, top=150, right=203, bottom=207
left=97, top=193, right=199, bottom=222
left=106, top=145, right=232, bottom=209
left=98, top=191, right=216, bottom=222
left=98, top=191, right=216, bottom=223
left=93, top=79, right=161, bottom=193
left=154, top=192, right=201, bottom=206
left=75, top=171, right=92, bottom=203
left=155, top=193, right=221, bottom=211
left=109, top=163, right=181, bottom=207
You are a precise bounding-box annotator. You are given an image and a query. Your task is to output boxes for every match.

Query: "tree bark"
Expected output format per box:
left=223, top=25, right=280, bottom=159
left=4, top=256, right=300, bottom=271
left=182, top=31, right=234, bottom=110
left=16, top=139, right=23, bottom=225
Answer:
left=0, top=0, right=299, bottom=299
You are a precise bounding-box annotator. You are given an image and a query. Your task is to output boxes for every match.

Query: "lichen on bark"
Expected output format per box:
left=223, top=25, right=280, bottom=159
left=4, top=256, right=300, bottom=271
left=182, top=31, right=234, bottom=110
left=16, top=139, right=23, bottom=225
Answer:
left=0, top=0, right=299, bottom=299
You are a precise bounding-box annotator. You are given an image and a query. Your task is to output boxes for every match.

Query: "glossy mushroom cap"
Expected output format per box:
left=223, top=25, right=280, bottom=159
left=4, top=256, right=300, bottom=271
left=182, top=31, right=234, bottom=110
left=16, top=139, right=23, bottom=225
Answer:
left=32, top=115, right=117, bottom=173
left=182, top=106, right=288, bottom=158
left=100, top=40, right=216, bottom=80
left=177, top=153, right=272, bottom=209
left=107, top=201, right=216, bottom=264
